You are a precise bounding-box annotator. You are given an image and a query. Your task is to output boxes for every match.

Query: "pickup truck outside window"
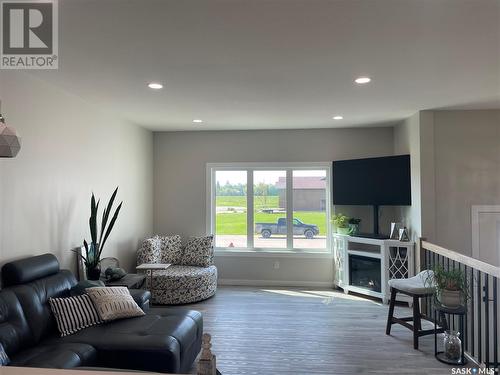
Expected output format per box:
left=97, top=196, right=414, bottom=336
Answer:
left=255, top=218, right=320, bottom=239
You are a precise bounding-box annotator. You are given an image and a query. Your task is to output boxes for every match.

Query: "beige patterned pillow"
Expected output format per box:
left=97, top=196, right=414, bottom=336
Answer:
left=86, top=287, right=145, bottom=322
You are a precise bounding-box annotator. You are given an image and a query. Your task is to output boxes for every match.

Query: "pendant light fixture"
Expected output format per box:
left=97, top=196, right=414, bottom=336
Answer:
left=0, top=101, right=21, bottom=158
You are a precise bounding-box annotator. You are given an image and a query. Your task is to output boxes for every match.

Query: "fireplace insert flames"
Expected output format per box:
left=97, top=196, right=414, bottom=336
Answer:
left=349, top=254, right=381, bottom=292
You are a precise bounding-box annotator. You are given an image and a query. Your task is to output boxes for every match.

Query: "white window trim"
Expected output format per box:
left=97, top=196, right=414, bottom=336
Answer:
left=206, top=162, right=332, bottom=255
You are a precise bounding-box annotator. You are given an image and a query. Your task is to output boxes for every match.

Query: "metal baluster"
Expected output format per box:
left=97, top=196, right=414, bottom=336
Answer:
left=431, top=252, right=436, bottom=318
left=471, top=266, right=475, bottom=358
left=464, top=265, right=468, bottom=354
left=493, top=277, right=498, bottom=372
left=425, top=250, right=430, bottom=318
left=478, top=270, right=483, bottom=364
left=484, top=275, right=489, bottom=367
left=450, top=258, right=455, bottom=332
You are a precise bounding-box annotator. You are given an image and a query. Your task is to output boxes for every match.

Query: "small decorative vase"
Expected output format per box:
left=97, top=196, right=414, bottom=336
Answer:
left=444, top=330, right=462, bottom=361
left=86, top=264, right=101, bottom=280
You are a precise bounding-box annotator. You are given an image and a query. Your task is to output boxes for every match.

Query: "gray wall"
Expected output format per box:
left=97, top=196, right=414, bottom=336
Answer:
left=0, top=72, right=154, bottom=273
left=432, top=110, right=500, bottom=256
left=393, top=111, right=436, bottom=242
left=154, top=127, right=395, bottom=285
left=395, top=109, right=500, bottom=259
left=393, top=113, right=422, bottom=240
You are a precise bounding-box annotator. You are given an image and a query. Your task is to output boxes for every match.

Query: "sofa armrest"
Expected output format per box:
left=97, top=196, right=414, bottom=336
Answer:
left=129, top=289, right=151, bottom=311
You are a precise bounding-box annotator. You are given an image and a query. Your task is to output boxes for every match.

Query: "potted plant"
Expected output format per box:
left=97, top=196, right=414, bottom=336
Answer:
left=74, top=187, right=123, bottom=280
left=332, top=213, right=351, bottom=235
left=348, top=218, right=361, bottom=235
left=428, top=265, right=470, bottom=308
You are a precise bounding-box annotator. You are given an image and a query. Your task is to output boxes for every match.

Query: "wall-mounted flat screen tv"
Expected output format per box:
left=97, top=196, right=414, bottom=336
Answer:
left=333, top=155, right=411, bottom=206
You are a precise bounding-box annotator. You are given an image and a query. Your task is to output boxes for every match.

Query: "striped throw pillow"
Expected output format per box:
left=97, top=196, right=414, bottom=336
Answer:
left=86, top=286, right=145, bottom=322
left=0, top=343, right=10, bottom=366
left=49, top=294, right=103, bottom=337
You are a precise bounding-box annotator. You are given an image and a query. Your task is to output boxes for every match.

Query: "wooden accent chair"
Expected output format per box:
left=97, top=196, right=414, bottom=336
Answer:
left=386, top=270, right=442, bottom=350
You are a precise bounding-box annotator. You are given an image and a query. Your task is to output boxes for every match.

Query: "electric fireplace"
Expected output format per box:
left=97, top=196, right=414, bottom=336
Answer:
left=349, top=254, right=381, bottom=292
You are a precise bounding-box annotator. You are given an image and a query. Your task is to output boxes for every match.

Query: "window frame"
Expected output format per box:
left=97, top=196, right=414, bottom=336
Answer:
left=206, top=162, right=332, bottom=255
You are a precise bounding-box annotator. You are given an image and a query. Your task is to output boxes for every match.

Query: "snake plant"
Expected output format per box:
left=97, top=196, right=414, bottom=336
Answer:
left=74, top=187, right=123, bottom=269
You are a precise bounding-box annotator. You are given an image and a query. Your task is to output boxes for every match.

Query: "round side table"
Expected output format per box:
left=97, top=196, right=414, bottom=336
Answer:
left=433, top=303, right=468, bottom=366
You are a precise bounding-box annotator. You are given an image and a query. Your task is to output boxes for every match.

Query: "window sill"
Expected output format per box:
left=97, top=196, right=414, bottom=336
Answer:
left=214, top=249, right=333, bottom=258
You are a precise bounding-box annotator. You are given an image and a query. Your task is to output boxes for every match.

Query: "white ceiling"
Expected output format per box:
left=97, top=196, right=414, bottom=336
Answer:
left=31, top=0, right=500, bottom=131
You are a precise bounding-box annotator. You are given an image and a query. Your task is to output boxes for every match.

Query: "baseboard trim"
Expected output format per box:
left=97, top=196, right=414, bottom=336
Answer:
left=218, top=278, right=333, bottom=288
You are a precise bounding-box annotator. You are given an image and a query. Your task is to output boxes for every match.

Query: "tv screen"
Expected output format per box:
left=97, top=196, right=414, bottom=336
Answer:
left=332, top=155, right=411, bottom=206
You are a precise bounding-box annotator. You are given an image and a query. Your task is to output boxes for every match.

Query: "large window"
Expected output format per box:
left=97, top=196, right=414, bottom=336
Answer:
left=207, top=163, right=331, bottom=252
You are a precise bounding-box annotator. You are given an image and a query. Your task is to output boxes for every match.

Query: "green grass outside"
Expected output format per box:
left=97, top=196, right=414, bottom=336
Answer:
left=216, top=195, right=279, bottom=209
left=216, top=211, right=327, bottom=235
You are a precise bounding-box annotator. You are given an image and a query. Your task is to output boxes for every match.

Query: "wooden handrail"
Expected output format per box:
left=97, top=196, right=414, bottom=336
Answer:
left=420, top=238, right=500, bottom=278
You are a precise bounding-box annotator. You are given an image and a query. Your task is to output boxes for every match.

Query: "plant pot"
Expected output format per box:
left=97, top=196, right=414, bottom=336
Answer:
left=439, top=289, right=463, bottom=308
left=336, top=227, right=352, bottom=235
left=86, top=264, right=101, bottom=280
left=348, top=224, right=360, bottom=235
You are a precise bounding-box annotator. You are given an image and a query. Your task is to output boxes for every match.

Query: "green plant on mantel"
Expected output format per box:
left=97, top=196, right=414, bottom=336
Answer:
left=74, top=187, right=123, bottom=272
left=348, top=217, right=361, bottom=225
left=332, top=213, right=350, bottom=228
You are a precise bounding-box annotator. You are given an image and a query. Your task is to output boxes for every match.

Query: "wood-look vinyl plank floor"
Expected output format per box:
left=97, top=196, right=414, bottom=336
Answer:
left=167, top=286, right=457, bottom=375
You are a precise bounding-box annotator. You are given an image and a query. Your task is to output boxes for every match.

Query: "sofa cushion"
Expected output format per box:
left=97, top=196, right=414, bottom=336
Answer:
left=160, top=235, right=183, bottom=264
left=70, top=280, right=105, bottom=297
left=180, top=236, right=214, bottom=267
left=86, top=287, right=145, bottom=322
left=10, top=342, right=97, bottom=369
left=2, top=254, right=60, bottom=287
left=49, top=295, right=103, bottom=337
left=137, top=236, right=162, bottom=265
left=52, top=308, right=203, bottom=374
left=0, top=289, right=33, bottom=356
left=8, top=269, right=77, bottom=343
left=129, top=289, right=151, bottom=310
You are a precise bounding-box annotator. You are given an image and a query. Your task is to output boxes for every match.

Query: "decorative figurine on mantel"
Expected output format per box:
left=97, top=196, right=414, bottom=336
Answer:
left=390, top=222, right=401, bottom=240
left=399, top=227, right=410, bottom=242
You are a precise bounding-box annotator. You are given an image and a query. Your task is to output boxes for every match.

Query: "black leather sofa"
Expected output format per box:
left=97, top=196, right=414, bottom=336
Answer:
left=0, top=254, right=203, bottom=373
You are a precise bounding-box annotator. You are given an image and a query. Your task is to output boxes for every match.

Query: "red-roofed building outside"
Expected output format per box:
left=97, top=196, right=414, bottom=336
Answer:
left=275, top=176, right=326, bottom=211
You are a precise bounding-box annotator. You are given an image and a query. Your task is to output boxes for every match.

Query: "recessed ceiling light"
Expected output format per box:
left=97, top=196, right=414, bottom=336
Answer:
left=193, top=119, right=203, bottom=123
left=355, top=77, right=371, bottom=84
left=148, top=82, right=163, bottom=89
left=333, top=116, right=343, bottom=120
